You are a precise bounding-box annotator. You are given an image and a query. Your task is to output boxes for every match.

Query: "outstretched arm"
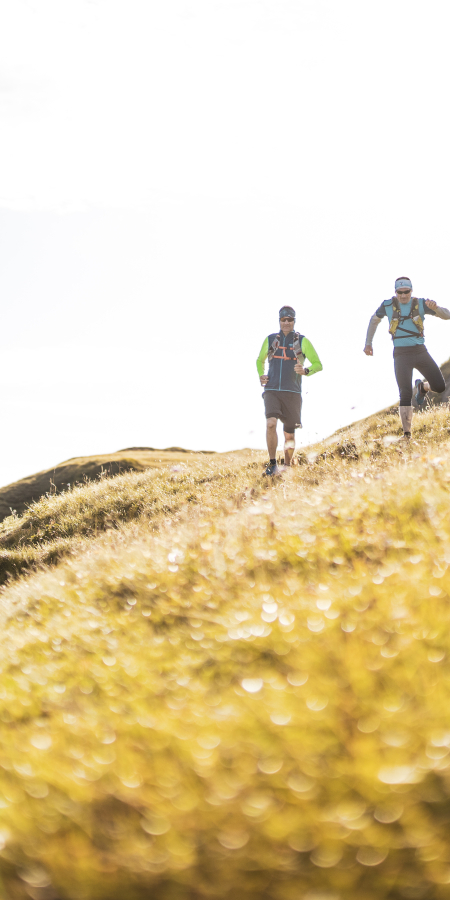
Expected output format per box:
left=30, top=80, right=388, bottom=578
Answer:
left=364, top=314, right=382, bottom=354
left=300, top=337, right=322, bottom=375
left=256, top=337, right=269, bottom=384
left=425, top=299, right=450, bottom=320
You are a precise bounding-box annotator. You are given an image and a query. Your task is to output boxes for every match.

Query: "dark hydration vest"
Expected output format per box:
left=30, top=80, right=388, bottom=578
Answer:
left=265, top=331, right=305, bottom=393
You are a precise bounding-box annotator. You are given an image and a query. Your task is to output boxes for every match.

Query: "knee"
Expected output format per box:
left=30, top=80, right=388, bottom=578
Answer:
left=266, top=418, right=277, bottom=429
left=431, top=374, right=446, bottom=393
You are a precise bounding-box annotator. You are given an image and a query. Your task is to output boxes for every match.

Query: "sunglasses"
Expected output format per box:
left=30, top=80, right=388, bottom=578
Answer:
left=280, top=317, right=294, bottom=322
left=397, top=289, right=411, bottom=295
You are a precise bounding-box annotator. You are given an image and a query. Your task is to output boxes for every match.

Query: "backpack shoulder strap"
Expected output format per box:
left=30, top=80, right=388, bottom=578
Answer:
left=267, top=333, right=280, bottom=362
left=292, top=332, right=305, bottom=360
left=411, top=297, right=424, bottom=335
left=389, top=296, right=401, bottom=336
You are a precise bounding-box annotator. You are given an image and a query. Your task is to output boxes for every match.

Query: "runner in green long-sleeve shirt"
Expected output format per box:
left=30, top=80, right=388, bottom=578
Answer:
left=256, top=305, right=323, bottom=476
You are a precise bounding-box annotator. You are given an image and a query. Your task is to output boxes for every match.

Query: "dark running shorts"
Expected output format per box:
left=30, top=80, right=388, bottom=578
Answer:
left=263, top=390, right=302, bottom=432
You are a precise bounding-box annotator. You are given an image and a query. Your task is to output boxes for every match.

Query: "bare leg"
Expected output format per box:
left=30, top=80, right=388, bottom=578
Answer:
left=266, top=417, right=278, bottom=458
left=283, top=431, right=295, bottom=466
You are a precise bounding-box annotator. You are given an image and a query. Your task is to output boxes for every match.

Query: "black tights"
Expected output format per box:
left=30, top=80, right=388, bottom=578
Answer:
left=393, top=345, right=445, bottom=406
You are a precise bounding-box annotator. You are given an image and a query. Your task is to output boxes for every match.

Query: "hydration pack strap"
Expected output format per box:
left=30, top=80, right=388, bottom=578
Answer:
left=268, top=331, right=305, bottom=362
left=389, top=296, right=424, bottom=339
left=267, top=334, right=280, bottom=362
left=293, top=332, right=305, bottom=363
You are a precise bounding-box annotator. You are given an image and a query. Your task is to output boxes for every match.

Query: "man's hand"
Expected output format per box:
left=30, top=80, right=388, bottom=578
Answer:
left=425, top=299, right=437, bottom=311
left=260, top=375, right=269, bottom=385
left=294, top=363, right=306, bottom=375
left=364, top=345, right=373, bottom=356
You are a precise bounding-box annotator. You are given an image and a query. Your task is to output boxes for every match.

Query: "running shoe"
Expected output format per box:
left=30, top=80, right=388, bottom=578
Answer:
left=414, top=378, right=427, bottom=407
left=263, top=462, right=279, bottom=477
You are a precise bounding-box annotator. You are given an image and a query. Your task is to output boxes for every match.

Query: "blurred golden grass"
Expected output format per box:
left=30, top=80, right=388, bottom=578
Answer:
left=0, top=406, right=450, bottom=898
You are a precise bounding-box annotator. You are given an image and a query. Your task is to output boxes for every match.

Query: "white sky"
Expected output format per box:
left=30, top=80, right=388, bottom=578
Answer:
left=1, top=0, right=450, bottom=487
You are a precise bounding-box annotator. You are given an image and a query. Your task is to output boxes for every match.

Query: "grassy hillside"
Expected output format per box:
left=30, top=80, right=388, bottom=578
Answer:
left=0, top=447, right=217, bottom=523
left=0, top=406, right=450, bottom=898
left=0, top=450, right=256, bottom=586
left=3, top=349, right=449, bottom=524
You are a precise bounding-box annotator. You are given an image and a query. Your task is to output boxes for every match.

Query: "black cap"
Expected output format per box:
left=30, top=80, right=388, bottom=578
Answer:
left=279, top=306, right=296, bottom=319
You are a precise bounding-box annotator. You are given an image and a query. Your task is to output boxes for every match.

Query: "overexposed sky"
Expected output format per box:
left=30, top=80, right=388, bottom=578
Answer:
left=1, top=0, right=450, bottom=487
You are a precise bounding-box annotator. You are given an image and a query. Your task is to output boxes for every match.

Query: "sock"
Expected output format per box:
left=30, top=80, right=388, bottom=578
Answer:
left=270, top=458, right=276, bottom=465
